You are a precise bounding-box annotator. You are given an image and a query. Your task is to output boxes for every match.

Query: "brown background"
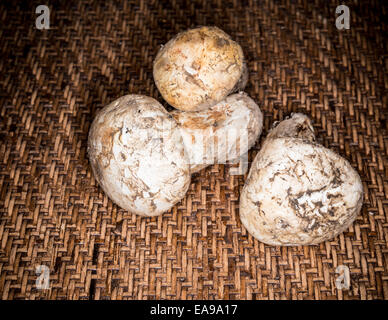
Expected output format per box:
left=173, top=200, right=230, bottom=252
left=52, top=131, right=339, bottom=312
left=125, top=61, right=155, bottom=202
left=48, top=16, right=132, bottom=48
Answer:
left=0, top=0, right=387, bottom=299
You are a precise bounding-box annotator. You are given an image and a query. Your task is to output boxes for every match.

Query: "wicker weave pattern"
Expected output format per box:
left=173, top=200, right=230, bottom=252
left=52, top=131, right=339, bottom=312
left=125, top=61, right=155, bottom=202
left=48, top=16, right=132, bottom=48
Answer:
left=0, top=0, right=387, bottom=300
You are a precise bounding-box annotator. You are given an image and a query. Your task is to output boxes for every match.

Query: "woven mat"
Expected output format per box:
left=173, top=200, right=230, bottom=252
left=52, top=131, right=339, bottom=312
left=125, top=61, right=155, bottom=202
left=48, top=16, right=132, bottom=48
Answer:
left=0, top=0, right=387, bottom=300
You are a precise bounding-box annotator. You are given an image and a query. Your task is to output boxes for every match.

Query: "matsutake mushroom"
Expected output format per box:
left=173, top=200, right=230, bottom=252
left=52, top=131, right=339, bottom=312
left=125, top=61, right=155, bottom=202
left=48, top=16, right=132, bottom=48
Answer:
left=171, top=93, right=263, bottom=173
left=153, top=26, right=247, bottom=111
left=240, top=113, right=363, bottom=246
left=88, top=94, right=191, bottom=216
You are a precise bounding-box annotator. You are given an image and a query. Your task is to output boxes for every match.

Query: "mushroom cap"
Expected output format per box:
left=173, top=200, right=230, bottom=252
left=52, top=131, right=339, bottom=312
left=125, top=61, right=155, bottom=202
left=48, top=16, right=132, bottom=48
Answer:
left=172, top=93, right=263, bottom=173
left=153, top=26, right=246, bottom=111
left=88, top=95, right=191, bottom=216
left=240, top=115, right=363, bottom=246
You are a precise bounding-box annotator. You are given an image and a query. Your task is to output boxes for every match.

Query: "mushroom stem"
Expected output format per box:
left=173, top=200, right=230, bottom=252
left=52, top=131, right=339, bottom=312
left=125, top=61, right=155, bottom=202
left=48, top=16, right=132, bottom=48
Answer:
left=266, top=113, right=315, bottom=142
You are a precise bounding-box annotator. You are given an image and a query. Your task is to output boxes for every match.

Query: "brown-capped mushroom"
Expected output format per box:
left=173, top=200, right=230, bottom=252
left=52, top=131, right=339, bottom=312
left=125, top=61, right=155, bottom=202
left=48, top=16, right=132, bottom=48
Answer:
left=153, top=26, right=247, bottom=111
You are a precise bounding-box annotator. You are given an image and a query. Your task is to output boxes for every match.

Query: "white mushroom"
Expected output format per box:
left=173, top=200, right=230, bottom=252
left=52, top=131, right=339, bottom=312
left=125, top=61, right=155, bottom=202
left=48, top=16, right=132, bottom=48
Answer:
left=153, top=26, right=247, bottom=111
left=240, top=113, right=363, bottom=246
left=88, top=94, right=191, bottom=216
left=171, top=93, right=263, bottom=173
